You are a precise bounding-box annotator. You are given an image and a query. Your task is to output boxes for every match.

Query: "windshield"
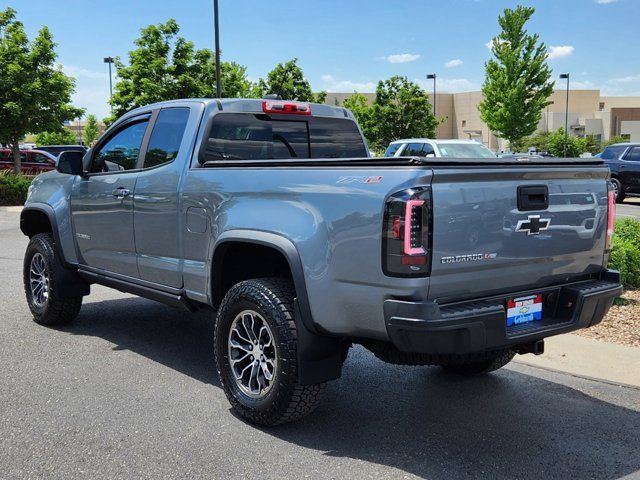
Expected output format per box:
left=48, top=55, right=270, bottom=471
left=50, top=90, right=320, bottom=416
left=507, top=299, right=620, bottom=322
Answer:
left=435, top=142, right=496, bottom=158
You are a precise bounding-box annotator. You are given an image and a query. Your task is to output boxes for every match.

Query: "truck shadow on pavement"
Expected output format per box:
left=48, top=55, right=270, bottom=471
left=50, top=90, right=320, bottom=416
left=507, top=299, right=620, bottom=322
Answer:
left=68, top=297, right=640, bottom=480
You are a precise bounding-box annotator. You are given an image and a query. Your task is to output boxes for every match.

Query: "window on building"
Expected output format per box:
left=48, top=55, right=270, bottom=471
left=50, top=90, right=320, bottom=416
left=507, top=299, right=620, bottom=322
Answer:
left=143, top=108, right=190, bottom=169
left=461, top=120, right=467, bottom=127
left=599, top=102, right=605, bottom=111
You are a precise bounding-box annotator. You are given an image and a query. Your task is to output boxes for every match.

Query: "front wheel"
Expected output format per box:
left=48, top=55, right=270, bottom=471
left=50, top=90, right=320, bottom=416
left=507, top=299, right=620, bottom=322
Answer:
left=441, top=350, right=515, bottom=376
left=23, top=233, right=82, bottom=325
left=214, top=278, right=325, bottom=426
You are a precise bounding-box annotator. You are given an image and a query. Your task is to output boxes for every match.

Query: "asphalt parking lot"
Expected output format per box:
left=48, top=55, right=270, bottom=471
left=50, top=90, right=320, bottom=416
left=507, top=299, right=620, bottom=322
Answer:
left=1, top=208, right=639, bottom=480
left=617, top=197, right=640, bottom=220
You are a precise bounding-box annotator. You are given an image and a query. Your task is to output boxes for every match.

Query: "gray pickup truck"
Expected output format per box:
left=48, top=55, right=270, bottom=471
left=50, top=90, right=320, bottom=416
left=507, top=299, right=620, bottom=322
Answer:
left=21, top=98, right=622, bottom=426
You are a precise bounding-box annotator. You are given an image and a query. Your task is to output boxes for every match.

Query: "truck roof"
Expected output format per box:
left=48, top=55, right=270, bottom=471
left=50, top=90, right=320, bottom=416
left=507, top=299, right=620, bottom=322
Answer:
left=125, top=98, right=351, bottom=119
left=389, top=138, right=483, bottom=145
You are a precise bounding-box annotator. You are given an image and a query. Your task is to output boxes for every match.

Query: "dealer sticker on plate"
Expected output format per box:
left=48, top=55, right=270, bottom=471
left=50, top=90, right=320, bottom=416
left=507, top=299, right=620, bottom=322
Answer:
left=506, top=294, right=542, bottom=327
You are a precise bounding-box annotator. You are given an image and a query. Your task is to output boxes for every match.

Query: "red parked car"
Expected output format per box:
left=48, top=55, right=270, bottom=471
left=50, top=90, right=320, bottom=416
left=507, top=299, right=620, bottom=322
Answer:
left=0, top=149, right=58, bottom=174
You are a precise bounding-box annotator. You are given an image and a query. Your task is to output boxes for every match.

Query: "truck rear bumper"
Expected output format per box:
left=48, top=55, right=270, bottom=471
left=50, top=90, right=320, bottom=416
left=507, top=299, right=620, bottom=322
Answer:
left=383, top=271, right=623, bottom=355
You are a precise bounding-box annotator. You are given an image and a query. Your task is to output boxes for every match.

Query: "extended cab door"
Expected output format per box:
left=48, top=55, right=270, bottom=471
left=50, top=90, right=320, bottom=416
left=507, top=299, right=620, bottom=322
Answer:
left=70, top=114, right=152, bottom=278
left=133, top=106, right=194, bottom=288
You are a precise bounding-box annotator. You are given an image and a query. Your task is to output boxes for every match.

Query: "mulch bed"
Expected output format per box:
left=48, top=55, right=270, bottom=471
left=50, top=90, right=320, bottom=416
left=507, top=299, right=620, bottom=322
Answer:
left=575, top=289, right=640, bottom=347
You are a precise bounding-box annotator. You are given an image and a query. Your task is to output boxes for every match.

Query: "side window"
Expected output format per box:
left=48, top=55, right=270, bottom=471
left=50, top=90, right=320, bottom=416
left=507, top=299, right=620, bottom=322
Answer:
left=384, top=143, right=401, bottom=157
left=404, top=143, right=426, bottom=157
left=143, top=108, right=190, bottom=169
left=91, top=120, right=149, bottom=173
left=422, top=143, right=435, bottom=156
left=601, top=146, right=626, bottom=160
left=625, top=147, right=640, bottom=161
left=32, top=153, right=50, bottom=164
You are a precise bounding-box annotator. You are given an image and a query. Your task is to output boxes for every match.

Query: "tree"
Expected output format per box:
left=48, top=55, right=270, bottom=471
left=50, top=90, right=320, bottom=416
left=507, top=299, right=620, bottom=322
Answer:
left=83, top=114, right=100, bottom=146
left=254, top=58, right=326, bottom=103
left=343, top=93, right=374, bottom=146
left=109, top=19, right=253, bottom=120
left=35, top=129, right=77, bottom=146
left=547, top=128, right=588, bottom=157
left=0, top=8, right=82, bottom=173
left=478, top=6, right=554, bottom=147
left=370, top=76, right=438, bottom=149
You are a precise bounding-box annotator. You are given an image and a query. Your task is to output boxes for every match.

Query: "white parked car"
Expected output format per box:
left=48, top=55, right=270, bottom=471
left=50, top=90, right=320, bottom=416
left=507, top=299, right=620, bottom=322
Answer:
left=384, top=138, right=497, bottom=159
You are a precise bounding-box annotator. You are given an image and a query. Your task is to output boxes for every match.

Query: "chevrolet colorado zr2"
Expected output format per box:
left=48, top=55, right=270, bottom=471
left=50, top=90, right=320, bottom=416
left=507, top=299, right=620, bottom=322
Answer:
left=21, top=98, right=622, bottom=426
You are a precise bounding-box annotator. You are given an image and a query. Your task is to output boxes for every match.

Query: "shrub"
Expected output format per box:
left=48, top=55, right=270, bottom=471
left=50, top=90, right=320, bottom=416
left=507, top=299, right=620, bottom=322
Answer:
left=608, top=218, right=640, bottom=288
left=0, top=173, right=32, bottom=206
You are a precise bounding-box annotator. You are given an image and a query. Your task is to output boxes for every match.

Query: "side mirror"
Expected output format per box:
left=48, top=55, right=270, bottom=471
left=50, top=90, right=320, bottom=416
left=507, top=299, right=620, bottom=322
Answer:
left=56, top=151, right=85, bottom=175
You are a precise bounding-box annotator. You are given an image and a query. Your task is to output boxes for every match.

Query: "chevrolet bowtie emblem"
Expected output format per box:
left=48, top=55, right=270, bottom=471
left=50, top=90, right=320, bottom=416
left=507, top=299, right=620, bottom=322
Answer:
left=515, top=215, right=551, bottom=235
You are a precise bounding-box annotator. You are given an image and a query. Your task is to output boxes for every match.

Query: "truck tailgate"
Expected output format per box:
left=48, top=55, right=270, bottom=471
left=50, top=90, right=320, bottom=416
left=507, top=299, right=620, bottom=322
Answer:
left=428, top=165, right=610, bottom=302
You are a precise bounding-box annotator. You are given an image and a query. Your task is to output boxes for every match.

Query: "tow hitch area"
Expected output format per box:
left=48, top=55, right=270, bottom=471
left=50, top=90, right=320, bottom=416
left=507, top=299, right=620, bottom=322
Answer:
left=517, top=340, right=545, bottom=356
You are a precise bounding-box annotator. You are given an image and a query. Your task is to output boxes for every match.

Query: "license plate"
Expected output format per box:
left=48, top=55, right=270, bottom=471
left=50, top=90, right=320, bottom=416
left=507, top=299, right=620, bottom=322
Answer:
left=506, top=294, right=542, bottom=327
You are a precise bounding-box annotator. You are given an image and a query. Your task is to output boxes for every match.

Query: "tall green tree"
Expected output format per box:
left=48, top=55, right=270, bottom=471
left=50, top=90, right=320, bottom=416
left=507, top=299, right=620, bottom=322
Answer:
left=35, top=128, right=77, bottom=146
left=478, top=5, right=554, bottom=147
left=83, top=114, right=100, bottom=146
left=254, top=58, right=326, bottom=102
left=109, top=19, right=253, bottom=120
left=0, top=8, right=82, bottom=173
left=370, top=76, right=437, bottom=149
left=343, top=93, right=374, bottom=146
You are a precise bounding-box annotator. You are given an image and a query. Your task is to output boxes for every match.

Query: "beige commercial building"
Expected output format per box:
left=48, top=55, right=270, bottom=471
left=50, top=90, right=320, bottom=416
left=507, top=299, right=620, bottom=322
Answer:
left=323, top=90, right=640, bottom=151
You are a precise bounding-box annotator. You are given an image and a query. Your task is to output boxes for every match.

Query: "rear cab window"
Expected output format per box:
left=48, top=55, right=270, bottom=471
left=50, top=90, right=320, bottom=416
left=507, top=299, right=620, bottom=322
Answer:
left=601, top=146, right=628, bottom=160
left=202, top=113, right=366, bottom=163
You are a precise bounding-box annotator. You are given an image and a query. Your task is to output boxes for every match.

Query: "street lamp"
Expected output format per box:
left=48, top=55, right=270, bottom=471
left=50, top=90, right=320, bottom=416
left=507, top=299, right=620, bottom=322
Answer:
left=426, top=74, right=436, bottom=117
left=560, top=73, right=570, bottom=157
left=213, top=0, right=221, bottom=98
left=103, top=56, right=114, bottom=111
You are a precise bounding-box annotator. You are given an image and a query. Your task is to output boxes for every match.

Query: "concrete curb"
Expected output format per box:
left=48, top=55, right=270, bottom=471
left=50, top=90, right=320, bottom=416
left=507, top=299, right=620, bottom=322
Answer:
left=516, top=334, right=640, bottom=387
left=0, top=206, right=23, bottom=212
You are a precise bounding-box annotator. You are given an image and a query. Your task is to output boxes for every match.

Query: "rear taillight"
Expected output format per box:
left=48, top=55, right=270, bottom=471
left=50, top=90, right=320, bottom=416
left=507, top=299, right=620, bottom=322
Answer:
left=382, top=188, right=432, bottom=277
left=606, top=187, right=615, bottom=251
left=262, top=100, right=311, bottom=115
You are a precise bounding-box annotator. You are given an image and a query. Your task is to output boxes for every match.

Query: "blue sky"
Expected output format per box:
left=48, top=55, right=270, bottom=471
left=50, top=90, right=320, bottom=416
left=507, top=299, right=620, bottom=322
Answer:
left=10, top=0, right=640, bottom=119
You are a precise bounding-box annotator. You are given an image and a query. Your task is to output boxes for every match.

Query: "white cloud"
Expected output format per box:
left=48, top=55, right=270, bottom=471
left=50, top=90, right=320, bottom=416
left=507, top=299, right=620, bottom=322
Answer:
left=548, top=45, right=574, bottom=60
left=321, top=74, right=376, bottom=92
left=595, top=0, right=617, bottom=4
left=445, top=59, right=463, bottom=68
left=601, top=74, right=640, bottom=96
left=384, top=53, right=420, bottom=64
left=61, top=64, right=111, bottom=119
left=62, top=64, right=108, bottom=80
left=416, top=77, right=480, bottom=93
left=569, top=80, right=597, bottom=89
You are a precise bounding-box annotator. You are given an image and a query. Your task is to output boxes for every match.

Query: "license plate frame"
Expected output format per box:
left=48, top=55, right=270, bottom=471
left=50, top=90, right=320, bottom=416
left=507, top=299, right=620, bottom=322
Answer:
left=506, top=294, right=543, bottom=327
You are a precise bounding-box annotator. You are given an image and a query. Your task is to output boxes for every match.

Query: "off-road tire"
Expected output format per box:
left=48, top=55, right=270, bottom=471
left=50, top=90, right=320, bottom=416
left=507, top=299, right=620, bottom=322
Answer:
left=23, top=233, right=82, bottom=325
left=441, top=350, right=516, bottom=376
left=214, top=278, right=325, bottom=426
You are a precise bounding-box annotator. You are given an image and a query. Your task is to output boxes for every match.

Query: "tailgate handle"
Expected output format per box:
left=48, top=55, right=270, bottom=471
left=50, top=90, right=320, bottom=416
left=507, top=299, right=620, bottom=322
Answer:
left=518, top=185, right=548, bottom=211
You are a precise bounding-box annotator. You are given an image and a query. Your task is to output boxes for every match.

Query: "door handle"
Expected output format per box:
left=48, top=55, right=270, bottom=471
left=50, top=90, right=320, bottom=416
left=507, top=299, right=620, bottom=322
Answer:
left=112, top=188, right=131, bottom=198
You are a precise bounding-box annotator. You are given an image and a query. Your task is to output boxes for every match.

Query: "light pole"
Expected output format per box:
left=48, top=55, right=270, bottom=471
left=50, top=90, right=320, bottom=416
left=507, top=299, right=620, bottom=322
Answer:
left=103, top=56, right=114, bottom=111
left=426, top=74, right=436, bottom=117
left=560, top=73, right=570, bottom=157
left=213, top=0, right=222, bottom=98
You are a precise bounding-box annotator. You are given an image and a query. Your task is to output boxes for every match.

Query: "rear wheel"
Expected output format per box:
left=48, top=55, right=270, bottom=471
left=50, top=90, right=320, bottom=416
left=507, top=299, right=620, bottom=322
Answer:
left=23, top=233, right=82, bottom=325
left=611, top=178, right=625, bottom=203
left=214, top=278, right=325, bottom=426
left=441, top=350, right=515, bottom=376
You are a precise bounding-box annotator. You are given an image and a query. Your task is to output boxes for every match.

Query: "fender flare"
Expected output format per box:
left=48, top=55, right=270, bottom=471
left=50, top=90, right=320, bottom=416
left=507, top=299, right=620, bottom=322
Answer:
left=213, top=230, right=346, bottom=385
left=20, top=203, right=68, bottom=265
